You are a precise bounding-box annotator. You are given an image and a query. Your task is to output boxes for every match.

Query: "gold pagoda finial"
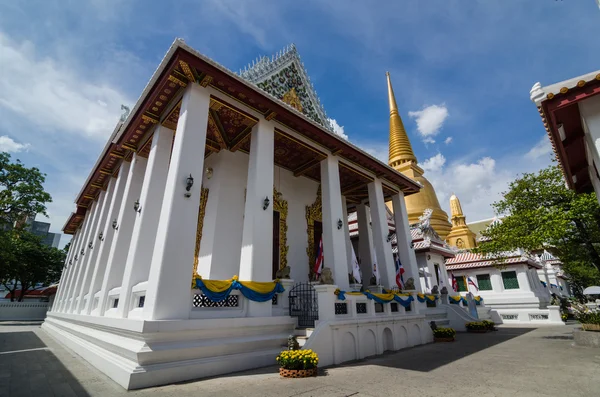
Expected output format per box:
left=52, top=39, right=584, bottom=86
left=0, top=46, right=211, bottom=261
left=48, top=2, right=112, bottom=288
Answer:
left=449, top=193, right=464, bottom=218
left=386, top=72, right=417, bottom=168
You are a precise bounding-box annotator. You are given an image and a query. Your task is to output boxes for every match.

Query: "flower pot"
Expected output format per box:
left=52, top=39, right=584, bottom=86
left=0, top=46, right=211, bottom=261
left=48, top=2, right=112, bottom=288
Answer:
left=279, top=367, right=318, bottom=378
left=434, top=337, right=455, bottom=342
left=467, top=329, right=488, bottom=333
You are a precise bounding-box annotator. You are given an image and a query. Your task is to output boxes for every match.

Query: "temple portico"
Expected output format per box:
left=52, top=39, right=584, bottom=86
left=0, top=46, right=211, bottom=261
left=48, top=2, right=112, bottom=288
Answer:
left=45, top=40, right=427, bottom=389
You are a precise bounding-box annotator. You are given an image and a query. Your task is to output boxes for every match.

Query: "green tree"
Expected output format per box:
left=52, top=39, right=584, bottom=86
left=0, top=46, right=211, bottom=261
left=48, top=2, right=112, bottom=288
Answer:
left=0, top=152, right=52, bottom=227
left=1, top=230, right=65, bottom=301
left=476, top=165, right=600, bottom=297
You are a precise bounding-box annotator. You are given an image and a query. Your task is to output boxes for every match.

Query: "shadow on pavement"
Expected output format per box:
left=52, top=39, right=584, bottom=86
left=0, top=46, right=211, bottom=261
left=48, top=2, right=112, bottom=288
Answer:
left=0, top=331, right=90, bottom=396
left=341, top=327, right=535, bottom=372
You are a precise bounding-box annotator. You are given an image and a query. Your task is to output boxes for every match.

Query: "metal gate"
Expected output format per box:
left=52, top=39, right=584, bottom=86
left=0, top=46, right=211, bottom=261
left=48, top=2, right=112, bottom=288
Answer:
left=288, top=282, right=318, bottom=328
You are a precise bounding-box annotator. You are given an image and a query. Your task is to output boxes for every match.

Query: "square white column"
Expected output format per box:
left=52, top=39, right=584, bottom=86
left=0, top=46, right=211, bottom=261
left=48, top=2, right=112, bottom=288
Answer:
left=117, top=126, right=174, bottom=318
left=341, top=196, right=354, bottom=278
left=62, top=204, right=96, bottom=313
left=356, top=203, right=374, bottom=289
left=367, top=179, right=396, bottom=289
left=143, top=83, right=211, bottom=321
left=98, top=154, right=148, bottom=316
left=74, top=189, right=110, bottom=314
left=320, top=155, right=350, bottom=291
left=239, top=120, right=275, bottom=317
left=198, top=150, right=248, bottom=279
left=86, top=167, right=129, bottom=315
left=391, top=192, right=422, bottom=293
left=53, top=231, right=81, bottom=311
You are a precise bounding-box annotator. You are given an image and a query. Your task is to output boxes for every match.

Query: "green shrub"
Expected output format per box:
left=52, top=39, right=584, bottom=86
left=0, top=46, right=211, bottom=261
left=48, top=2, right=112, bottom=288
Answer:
left=465, top=321, right=488, bottom=331
left=481, top=320, right=495, bottom=330
left=576, top=312, right=600, bottom=331
left=433, top=327, right=456, bottom=338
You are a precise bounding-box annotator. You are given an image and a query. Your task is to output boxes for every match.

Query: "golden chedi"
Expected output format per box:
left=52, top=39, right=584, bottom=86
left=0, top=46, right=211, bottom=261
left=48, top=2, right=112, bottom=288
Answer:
left=385, top=72, right=452, bottom=239
left=446, top=193, right=477, bottom=249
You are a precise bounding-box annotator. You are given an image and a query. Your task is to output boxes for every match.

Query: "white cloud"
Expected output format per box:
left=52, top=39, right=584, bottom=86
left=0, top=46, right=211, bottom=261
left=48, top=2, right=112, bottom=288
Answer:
left=0, top=135, right=30, bottom=153
left=328, top=118, right=349, bottom=140
left=526, top=136, right=553, bottom=160
left=421, top=153, right=446, bottom=173
left=0, top=33, right=130, bottom=140
left=444, top=137, right=453, bottom=145
left=408, top=104, right=449, bottom=140
left=423, top=137, right=436, bottom=145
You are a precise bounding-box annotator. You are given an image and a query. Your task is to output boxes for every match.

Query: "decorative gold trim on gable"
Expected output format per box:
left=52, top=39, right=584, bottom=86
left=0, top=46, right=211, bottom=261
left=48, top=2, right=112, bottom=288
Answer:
left=168, top=75, right=187, bottom=88
left=142, top=114, right=159, bottom=124
left=109, top=152, right=124, bottom=158
left=306, top=185, right=322, bottom=279
left=265, top=110, right=277, bottom=121
left=179, top=60, right=196, bottom=83
left=193, top=187, right=210, bottom=277
left=121, top=142, right=137, bottom=151
left=91, top=182, right=103, bottom=189
left=282, top=87, right=303, bottom=112
left=99, top=168, right=112, bottom=175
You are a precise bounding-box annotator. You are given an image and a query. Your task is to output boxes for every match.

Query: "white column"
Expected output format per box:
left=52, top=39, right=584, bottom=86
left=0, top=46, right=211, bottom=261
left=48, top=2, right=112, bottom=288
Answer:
left=517, top=268, right=531, bottom=292
left=60, top=206, right=95, bottom=312
left=66, top=201, right=100, bottom=313
left=73, top=190, right=109, bottom=314
left=58, top=227, right=84, bottom=312
left=86, top=169, right=129, bottom=315
left=98, top=153, right=147, bottom=316
left=142, top=83, right=210, bottom=321
left=117, top=126, right=173, bottom=318
left=341, top=196, right=354, bottom=279
left=391, top=192, right=422, bottom=293
left=53, top=231, right=81, bottom=310
left=356, top=203, right=374, bottom=288
left=238, top=120, right=275, bottom=317
left=198, top=150, right=248, bottom=279
left=320, top=155, right=350, bottom=291
left=368, top=179, right=395, bottom=289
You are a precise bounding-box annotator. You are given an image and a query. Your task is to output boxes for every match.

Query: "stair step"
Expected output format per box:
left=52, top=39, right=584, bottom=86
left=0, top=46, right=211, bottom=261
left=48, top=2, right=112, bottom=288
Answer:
left=294, top=328, right=314, bottom=338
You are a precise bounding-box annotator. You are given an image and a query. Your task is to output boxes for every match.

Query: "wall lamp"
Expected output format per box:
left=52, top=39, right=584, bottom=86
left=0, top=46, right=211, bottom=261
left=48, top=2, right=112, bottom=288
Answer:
left=88, top=242, right=93, bottom=250
left=133, top=199, right=141, bottom=213
left=112, top=219, right=119, bottom=230
left=98, top=231, right=104, bottom=241
left=80, top=249, right=85, bottom=256
left=185, top=174, right=194, bottom=198
left=74, top=255, right=78, bottom=261
left=337, top=219, right=343, bottom=230
left=263, top=196, right=270, bottom=210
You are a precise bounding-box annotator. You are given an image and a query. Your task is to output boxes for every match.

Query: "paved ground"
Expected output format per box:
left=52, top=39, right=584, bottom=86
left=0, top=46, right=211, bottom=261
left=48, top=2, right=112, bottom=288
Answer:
left=1, top=322, right=599, bottom=397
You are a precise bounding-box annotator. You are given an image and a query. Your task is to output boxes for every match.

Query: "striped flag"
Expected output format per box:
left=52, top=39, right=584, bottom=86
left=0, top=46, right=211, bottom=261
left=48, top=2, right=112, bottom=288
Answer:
left=395, top=257, right=405, bottom=289
left=467, top=276, right=479, bottom=291
left=313, top=237, right=324, bottom=276
left=451, top=272, right=458, bottom=292
left=351, top=244, right=361, bottom=284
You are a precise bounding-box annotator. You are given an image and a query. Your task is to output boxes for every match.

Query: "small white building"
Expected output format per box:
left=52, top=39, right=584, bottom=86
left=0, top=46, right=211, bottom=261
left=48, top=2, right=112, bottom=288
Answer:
left=446, top=251, right=563, bottom=325
left=44, top=41, right=438, bottom=390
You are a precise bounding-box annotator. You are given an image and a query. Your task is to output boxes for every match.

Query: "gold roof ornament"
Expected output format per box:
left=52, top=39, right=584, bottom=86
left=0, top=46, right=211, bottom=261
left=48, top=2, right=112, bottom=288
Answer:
left=387, top=72, right=417, bottom=168
left=449, top=193, right=464, bottom=218
left=446, top=193, right=477, bottom=249
left=385, top=72, right=452, bottom=239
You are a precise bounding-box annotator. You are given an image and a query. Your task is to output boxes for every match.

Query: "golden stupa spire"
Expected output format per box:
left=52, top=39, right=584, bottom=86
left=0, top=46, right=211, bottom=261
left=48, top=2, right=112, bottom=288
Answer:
left=449, top=193, right=464, bottom=219
left=386, top=72, right=417, bottom=168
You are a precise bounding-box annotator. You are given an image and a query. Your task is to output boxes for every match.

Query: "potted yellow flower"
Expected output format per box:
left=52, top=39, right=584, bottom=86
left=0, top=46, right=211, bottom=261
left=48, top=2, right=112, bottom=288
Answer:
left=276, top=349, right=319, bottom=378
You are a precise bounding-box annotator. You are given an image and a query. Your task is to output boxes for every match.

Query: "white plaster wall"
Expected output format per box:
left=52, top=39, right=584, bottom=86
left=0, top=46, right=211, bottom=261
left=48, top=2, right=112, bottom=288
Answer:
left=198, top=151, right=319, bottom=283
left=0, top=302, right=49, bottom=320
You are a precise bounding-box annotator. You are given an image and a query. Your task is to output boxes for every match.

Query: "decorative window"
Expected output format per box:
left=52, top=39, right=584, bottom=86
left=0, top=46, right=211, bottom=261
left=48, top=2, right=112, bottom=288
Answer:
left=137, top=296, right=145, bottom=308
left=390, top=303, right=399, bottom=312
left=356, top=302, right=367, bottom=314
left=502, top=271, right=520, bottom=290
left=272, top=294, right=278, bottom=305
left=374, top=303, right=384, bottom=313
left=456, top=276, right=468, bottom=292
left=112, top=298, right=119, bottom=309
left=192, top=294, right=239, bottom=308
left=476, top=274, right=493, bottom=291
left=335, top=303, right=348, bottom=315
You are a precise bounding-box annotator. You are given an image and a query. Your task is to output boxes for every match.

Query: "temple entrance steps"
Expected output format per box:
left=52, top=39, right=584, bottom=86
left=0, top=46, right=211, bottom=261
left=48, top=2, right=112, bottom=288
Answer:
left=294, top=327, right=314, bottom=347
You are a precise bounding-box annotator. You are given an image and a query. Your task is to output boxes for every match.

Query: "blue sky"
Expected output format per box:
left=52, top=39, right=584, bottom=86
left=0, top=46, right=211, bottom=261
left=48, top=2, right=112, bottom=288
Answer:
left=1, top=0, right=599, bottom=247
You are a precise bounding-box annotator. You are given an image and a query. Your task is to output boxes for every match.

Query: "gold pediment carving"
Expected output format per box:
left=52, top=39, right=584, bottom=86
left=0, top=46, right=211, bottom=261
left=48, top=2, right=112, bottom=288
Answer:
left=282, top=88, right=303, bottom=113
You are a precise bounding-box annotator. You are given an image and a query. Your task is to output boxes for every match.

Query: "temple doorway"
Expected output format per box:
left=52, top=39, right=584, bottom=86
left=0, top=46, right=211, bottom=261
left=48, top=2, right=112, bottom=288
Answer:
left=272, top=210, right=281, bottom=279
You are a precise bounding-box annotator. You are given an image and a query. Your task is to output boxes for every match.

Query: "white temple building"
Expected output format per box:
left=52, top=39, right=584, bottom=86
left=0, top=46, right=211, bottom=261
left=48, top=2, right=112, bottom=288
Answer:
left=44, top=40, right=451, bottom=390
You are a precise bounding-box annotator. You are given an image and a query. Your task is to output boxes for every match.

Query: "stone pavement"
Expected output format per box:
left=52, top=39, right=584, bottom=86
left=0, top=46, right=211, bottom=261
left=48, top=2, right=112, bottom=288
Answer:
left=1, top=322, right=599, bottom=397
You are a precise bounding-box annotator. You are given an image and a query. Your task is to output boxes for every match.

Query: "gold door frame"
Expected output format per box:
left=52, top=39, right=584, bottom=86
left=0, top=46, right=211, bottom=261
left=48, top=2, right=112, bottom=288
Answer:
left=193, top=187, right=210, bottom=277
left=273, top=187, right=289, bottom=271
left=305, top=185, right=322, bottom=279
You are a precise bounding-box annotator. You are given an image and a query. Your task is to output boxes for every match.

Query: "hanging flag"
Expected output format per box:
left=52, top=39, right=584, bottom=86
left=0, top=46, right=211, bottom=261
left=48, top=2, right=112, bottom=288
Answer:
left=395, top=257, right=405, bottom=289
left=451, top=272, right=458, bottom=292
left=313, top=237, right=324, bottom=276
left=372, top=250, right=380, bottom=285
left=467, top=276, right=479, bottom=292
left=351, top=244, right=361, bottom=284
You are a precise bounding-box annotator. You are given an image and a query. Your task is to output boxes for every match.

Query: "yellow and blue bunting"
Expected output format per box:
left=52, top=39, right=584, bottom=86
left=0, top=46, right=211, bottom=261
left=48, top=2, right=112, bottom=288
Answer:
left=449, top=295, right=483, bottom=305
left=192, top=275, right=285, bottom=303
left=335, top=289, right=414, bottom=308
left=416, top=293, right=438, bottom=303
